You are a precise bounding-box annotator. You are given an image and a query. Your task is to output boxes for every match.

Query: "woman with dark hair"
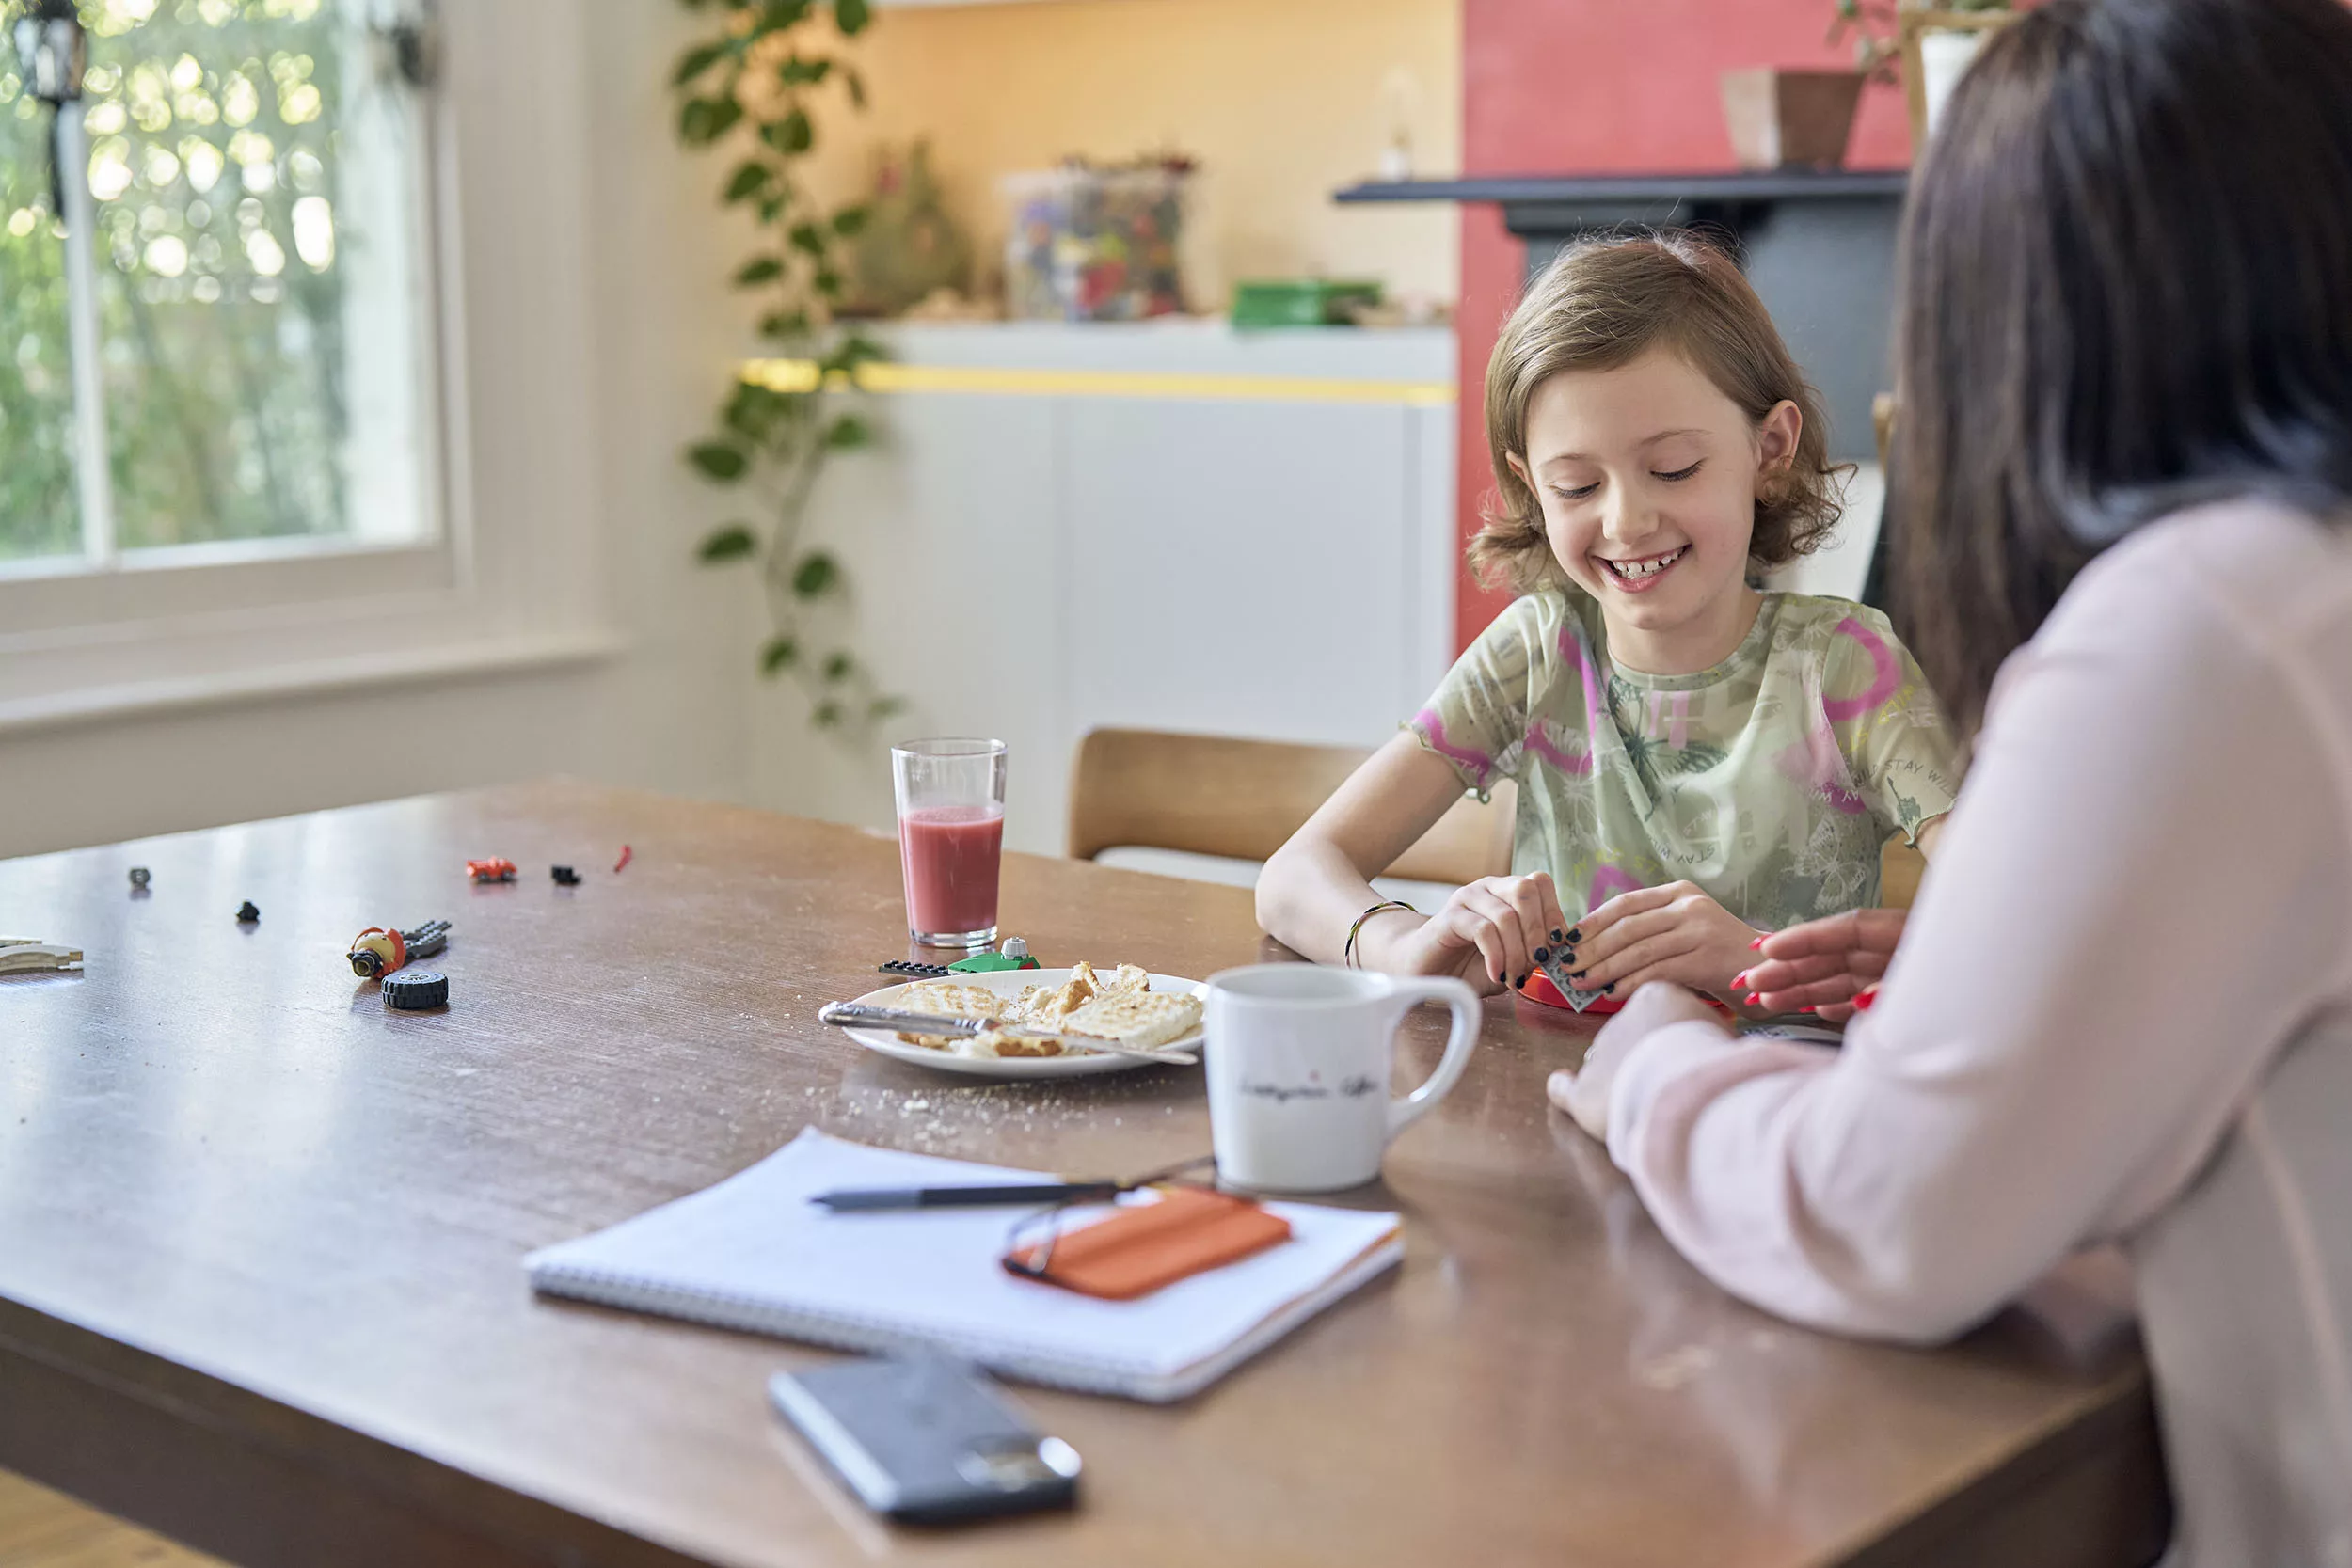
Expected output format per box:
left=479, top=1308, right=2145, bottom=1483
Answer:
left=1552, top=0, right=2352, bottom=1560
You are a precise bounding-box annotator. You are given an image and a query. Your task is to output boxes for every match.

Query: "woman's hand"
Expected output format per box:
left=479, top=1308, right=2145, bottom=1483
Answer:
left=1735, top=908, right=1906, bottom=1022
left=1365, top=872, right=1570, bottom=994
left=1557, top=881, right=1764, bottom=1006
left=1547, top=981, right=1729, bottom=1138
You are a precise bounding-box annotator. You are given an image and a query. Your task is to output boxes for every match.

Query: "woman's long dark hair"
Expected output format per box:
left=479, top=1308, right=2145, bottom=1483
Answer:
left=1892, top=0, right=2352, bottom=732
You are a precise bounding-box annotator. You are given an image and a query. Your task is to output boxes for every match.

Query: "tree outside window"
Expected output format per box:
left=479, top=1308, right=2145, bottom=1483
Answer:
left=1, top=0, right=432, bottom=568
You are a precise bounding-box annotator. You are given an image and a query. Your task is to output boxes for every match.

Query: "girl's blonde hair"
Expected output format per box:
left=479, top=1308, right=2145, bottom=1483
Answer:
left=1470, top=233, right=1844, bottom=594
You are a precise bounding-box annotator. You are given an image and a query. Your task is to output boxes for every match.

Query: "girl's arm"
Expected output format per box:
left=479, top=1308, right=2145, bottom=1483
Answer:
left=1257, top=735, right=1564, bottom=988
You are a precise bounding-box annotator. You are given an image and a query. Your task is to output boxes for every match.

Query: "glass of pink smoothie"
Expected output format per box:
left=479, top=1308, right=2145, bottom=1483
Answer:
left=890, top=737, right=1008, bottom=949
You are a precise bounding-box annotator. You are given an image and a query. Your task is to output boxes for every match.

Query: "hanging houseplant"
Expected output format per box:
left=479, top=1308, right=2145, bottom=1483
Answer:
left=671, top=0, right=900, bottom=732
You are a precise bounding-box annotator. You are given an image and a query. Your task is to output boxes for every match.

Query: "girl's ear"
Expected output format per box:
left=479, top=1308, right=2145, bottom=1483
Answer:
left=1505, top=451, right=1533, bottom=490
left=1754, top=401, right=1802, bottom=492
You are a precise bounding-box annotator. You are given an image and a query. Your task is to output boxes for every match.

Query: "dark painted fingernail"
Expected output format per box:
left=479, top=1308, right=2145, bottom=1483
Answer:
left=1566, top=967, right=1584, bottom=979
left=1602, top=982, right=1614, bottom=993
left=1567, top=927, right=1582, bottom=942
left=1534, top=946, right=1550, bottom=963
left=1551, top=927, right=1565, bottom=943
left=1516, top=974, right=1529, bottom=990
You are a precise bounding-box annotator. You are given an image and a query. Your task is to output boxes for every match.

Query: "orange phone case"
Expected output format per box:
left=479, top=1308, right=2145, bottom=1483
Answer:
left=1003, top=1188, right=1293, bottom=1301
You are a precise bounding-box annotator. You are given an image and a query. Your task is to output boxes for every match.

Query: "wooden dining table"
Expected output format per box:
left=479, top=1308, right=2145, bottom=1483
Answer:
left=0, top=782, right=2168, bottom=1568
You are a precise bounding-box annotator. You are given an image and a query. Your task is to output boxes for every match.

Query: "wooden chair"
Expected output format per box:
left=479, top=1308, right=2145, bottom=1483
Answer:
left=1067, top=729, right=1513, bottom=886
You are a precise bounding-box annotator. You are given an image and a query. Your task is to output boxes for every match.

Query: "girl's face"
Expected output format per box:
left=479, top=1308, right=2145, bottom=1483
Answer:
left=1510, top=346, right=1800, bottom=668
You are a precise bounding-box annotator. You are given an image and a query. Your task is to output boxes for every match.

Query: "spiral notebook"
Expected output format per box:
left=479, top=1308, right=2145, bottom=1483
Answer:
left=524, top=1130, right=1403, bottom=1403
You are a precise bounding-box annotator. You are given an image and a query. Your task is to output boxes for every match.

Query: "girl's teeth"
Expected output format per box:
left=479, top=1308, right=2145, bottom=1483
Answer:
left=1611, top=547, right=1683, bottom=580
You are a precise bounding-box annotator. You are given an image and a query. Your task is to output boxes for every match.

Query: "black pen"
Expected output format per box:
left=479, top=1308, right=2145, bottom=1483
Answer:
left=810, top=1181, right=1119, bottom=1212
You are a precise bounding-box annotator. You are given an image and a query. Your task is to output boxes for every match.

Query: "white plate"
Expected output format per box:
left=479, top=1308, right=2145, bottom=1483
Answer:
left=834, top=967, right=1208, bottom=1079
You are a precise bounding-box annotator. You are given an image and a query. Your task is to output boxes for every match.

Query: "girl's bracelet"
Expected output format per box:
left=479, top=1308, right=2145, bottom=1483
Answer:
left=1343, top=899, right=1419, bottom=968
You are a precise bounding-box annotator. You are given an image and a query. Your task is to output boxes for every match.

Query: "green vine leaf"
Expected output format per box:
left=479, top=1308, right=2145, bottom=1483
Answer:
left=673, top=42, right=729, bottom=86
left=813, top=699, right=846, bottom=728
left=761, top=636, right=800, bottom=675
left=723, top=160, right=770, bottom=203
left=698, top=524, right=759, bottom=562
left=688, top=441, right=750, bottom=481
left=787, top=221, right=826, bottom=257
left=791, top=551, right=841, bottom=598
left=760, top=108, right=815, bottom=155
left=678, top=95, right=743, bottom=145
left=761, top=0, right=818, bottom=27
left=831, top=204, right=869, bottom=237
left=821, top=333, right=885, bottom=374
left=758, top=309, right=812, bottom=339
left=778, top=55, right=832, bottom=86
left=834, top=0, right=873, bottom=37
left=822, top=651, right=853, bottom=682
left=734, top=256, right=784, bottom=286
left=824, top=413, right=872, bottom=450
left=813, top=268, right=844, bottom=297
left=842, top=65, right=866, bottom=108
left=867, top=696, right=907, bottom=721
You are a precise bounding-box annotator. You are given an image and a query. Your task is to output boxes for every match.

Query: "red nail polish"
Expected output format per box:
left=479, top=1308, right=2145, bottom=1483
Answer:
left=1853, top=988, right=1878, bottom=1011
left=1800, top=1006, right=1817, bottom=1014
left=1748, top=936, right=1765, bottom=951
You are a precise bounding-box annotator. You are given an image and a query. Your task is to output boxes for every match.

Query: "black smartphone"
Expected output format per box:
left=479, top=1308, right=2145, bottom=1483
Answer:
left=769, top=1354, right=1081, bottom=1524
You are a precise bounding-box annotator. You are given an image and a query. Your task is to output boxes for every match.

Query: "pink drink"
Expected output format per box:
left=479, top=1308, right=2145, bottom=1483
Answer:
left=898, top=805, right=1004, bottom=941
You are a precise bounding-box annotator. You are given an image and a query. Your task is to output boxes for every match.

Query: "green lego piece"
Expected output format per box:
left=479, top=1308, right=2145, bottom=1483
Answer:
left=946, top=952, right=1041, bottom=974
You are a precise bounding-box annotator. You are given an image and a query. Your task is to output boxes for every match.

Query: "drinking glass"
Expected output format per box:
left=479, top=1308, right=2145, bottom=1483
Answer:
left=891, top=738, right=1008, bottom=949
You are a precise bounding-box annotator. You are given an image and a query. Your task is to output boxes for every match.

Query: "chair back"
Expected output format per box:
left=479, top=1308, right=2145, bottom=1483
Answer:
left=1066, top=729, right=1512, bottom=886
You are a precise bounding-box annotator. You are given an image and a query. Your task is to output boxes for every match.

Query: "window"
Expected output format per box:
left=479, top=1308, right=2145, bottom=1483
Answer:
left=2, top=0, right=435, bottom=573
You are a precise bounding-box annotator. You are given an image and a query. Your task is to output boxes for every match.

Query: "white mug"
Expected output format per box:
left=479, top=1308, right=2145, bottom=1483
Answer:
left=1203, top=964, right=1482, bottom=1194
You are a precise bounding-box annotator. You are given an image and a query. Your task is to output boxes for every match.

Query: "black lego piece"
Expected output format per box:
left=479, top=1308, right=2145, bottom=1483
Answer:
left=878, top=958, right=956, bottom=979
left=235, top=900, right=260, bottom=924
left=383, top=970, right=449, bottom=1010
left=128, top=866, right=151, bottom=889
left=551, top=865, right=580, bottom=886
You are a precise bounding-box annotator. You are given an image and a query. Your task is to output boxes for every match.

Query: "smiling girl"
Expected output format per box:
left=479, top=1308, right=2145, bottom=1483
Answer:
left=1257, top=235, right=1962, bottom=1006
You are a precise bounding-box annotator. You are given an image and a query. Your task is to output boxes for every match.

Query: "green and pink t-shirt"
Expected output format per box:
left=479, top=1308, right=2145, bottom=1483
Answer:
left=1410, top=590, right=1963, bottom=929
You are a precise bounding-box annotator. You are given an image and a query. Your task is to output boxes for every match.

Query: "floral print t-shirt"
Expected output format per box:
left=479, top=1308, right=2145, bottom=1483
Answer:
left=1409, top=590, right=1963, bottom=930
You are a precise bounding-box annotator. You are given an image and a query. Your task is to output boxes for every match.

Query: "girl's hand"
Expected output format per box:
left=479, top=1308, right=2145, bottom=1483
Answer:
left=1367, top=872, right=1570, bottom=994
left=1557, top=881, right=1763, bottom=1006
left=1736, top=908, right=1906, bottom=1022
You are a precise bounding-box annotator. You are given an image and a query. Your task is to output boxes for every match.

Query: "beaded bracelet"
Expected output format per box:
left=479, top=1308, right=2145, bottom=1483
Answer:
left=1343, top=898, right=1420, bottom=968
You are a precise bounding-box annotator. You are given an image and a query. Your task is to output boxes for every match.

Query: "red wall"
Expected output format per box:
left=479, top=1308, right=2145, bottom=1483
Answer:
left=1453, top=1, right=1914, bottom=648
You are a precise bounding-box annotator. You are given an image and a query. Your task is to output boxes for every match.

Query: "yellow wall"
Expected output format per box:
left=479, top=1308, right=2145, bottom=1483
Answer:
left=814, top=0, right=1463, bottom=309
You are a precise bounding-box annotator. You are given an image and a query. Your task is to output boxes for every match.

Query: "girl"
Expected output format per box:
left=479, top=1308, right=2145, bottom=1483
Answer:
left=1258, top=235, right=1961, bottom=1007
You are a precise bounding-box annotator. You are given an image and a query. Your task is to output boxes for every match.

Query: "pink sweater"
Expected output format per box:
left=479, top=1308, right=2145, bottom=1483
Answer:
left=1600, top=499, right=2352, bottom=1566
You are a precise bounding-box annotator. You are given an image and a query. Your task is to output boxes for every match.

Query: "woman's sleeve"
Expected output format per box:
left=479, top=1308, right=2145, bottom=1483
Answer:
left=1603, top=548, right=2352, bottom=1341
left=1824, top=607, right=1964, bottom=844
left=1406, top=595, right=1544, bottom=798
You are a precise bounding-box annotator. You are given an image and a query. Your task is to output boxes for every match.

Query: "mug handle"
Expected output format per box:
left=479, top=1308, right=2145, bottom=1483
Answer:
left=1382, top=975, right=1483, bottom=1140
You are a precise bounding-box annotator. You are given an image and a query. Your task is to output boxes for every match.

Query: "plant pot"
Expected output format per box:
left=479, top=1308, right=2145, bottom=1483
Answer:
left=1720, top=68, right=1867, bottom=170
left=1919, top=29, right=1988, bottom=135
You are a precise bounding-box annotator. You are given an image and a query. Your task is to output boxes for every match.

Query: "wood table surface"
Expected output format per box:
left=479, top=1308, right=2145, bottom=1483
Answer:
left=0, top=782, right=2168, bottom=1568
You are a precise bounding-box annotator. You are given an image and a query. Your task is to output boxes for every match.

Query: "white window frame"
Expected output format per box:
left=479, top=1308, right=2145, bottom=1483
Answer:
left=0, top=0, right=619, bottom=733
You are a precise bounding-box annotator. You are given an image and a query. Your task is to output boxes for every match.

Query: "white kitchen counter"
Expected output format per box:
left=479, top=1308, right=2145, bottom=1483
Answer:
left=746, top=319, right=1461, bottom=857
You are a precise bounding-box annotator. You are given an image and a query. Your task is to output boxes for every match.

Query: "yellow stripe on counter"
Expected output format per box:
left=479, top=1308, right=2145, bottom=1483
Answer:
left=739, top=358, right=1455, bottom=406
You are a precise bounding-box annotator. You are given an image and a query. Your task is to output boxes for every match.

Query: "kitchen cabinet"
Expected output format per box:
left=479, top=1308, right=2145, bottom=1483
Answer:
left=751, top=320, right=1456, bottom=856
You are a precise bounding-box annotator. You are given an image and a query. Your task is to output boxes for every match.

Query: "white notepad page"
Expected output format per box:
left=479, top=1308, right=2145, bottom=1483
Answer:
left=525, top=1130, right=1403, bottom=1403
